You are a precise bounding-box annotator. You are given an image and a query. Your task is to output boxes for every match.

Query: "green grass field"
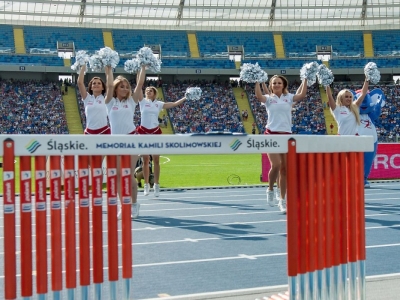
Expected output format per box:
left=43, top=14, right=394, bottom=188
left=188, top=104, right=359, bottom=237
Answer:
left=0, top=154, right=265, bottom=194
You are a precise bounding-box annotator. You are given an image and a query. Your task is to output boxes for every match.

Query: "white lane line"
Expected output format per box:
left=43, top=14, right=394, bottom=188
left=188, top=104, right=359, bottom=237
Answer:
left=238, top=254, right=257, bottom=260
left=0, top=238, right=399, bottom=259
left=184, top=238, right=198, bottom=243
left=367, top=243, right=400, bottom=249
left=0, top=213, right=399, bottom=240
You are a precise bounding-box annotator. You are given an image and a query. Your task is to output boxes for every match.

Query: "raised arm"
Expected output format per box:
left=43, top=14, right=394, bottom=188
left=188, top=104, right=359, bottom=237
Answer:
left=295, top=81, right=303, bottom=95
left=354, top=79, right=370, bottom=107
left=133, top=65, right=146, bottom=102
left=261, top=82, right=270, bottom=95
left=326, top=85, right=336, bottom=110
left=163, top=96, right=186, bottom=109
left=255, top=82, right=267, bottom=103
left=77, top=65, right=88, bottom=100
left=104, top=66, right=114, bottom=104
left=293, top=79, right=308, bottom=101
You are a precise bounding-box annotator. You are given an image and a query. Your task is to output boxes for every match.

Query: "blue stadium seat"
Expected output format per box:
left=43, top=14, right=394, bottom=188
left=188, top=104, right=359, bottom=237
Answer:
left=196, top=31, right=275, bottom=58
left=372, top=30, right=400, bottom=56
left=283, top=31, right=363, bottom=57
left=0, top=25, right=15, bottom=51
left=0, top=55, right=64, bottom=66
left=113, top=30, right=189, bottom=56
left=24, top=26, right=104, bottom=53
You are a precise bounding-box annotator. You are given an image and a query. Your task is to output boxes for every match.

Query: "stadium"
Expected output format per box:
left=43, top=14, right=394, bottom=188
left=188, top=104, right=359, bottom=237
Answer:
left=1, top=1, right=400, bottom=299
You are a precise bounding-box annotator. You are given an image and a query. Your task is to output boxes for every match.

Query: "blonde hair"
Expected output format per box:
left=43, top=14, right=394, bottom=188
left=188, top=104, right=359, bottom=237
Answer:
left=113, top=76, right=132, bottom=100
left=145, top=86, right=158, bottom=99
left=336, top=89, right=361, bottom=125
left=268, top=75, right=289, bottom=95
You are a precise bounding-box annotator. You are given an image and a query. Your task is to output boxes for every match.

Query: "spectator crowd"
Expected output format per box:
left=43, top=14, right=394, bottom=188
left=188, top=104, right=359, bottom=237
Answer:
left=0, top=79, right=68, bottom=134
left=2, top=78, right=400, bottom=143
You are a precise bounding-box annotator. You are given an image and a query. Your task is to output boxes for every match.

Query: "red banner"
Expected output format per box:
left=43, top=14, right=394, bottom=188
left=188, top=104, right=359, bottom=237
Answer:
left=370, top=143, right=400, bottom=179
left=262, top=143, right=400, bottom=182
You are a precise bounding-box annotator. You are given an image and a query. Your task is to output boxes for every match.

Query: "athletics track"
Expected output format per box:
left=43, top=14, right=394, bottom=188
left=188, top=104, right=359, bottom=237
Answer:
left=0, top=184, right=399, bottom=299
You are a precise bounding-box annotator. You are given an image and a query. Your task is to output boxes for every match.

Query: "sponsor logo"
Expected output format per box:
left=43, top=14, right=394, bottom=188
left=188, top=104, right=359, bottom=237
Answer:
left=94, top=198, right=103, bottom=206
left=36, top=202, right=46, bottom=211
left=51, top=201, right=61, bottom=209
left=47, top=140, right=87, bottom=152
left=26, top=139, right=41, bottom=153
left=80, top=199, right=89, bottom=207
left=22, top=203, right=32, bottom=212
left=35, top=171, right=45, bottom=179
left=246, top=138, right=280, bottom=150
left=123, top=197, right=131, bottom=204
left=4, top=204, right=15, bottom=214
left=230, top=139, right=242, bottom=151
left=108, top=198, right=118, bottom=205
left=4, top=171, right=13, bottom=180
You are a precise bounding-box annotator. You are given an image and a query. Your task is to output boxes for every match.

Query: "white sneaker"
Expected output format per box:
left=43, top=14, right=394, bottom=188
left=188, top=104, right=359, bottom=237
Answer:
left=275, top=188, right=281, bottom=205
left=143, top=183, right=150, bottom=196
left=131, top=203, right=140, bottom=219
left=154, top=183, right=160, bottom=197
left=266, top=189, right=275, bottom=207
left=278, top=197, right=287, bottom=214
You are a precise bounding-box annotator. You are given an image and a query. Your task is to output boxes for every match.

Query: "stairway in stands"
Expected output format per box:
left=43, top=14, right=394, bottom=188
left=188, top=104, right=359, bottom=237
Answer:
left=157, top=87, right=174, bottom=134
left=62, top=87, right=83, bottom=134
left=233, top=87, right=259, bottom=134
left=319, top=85, right=337, bottom=135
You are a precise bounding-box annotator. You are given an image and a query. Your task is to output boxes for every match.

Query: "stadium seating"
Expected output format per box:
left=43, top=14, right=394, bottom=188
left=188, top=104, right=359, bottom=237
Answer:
left=282, top=31, right=364, bottom=57
left=24, top=26, right=104, bottom=53
left=0, top=25, right=14, bottom=52
left=329, top=57, right=400, bottom=68
left=372, top=30, right=400, bottom=57
left=113, top=29, right=189, bottom=57
left=1, top=26, right=400, bottom=69
left=196, top=31, right=275, bottom=58
left=0, top=54, right=64, bottom=66
left=242, top=58, right=320, bottom=69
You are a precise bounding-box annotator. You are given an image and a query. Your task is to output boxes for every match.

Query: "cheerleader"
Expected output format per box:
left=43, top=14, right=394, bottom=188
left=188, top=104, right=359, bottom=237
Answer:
left=134, top=66, right=187, bottom=197
left=77, top=64, right=111, bottom=134
left=255, top=76, right=308, bottom=213
left=325, top=78, right=369, bottom=135
left=105, top=73, right=140, bottom=219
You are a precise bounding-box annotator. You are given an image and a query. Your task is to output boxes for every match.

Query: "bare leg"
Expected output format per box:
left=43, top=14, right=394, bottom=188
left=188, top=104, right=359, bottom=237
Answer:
left=153, top=155, right=160, bottom=184
left=130, top=155, right=138, bottom=204
left=267, top=153, right=282, bottom=191
left=279, top=154, right=287, bottom=199
left=142, top=155, right=150, bottom=184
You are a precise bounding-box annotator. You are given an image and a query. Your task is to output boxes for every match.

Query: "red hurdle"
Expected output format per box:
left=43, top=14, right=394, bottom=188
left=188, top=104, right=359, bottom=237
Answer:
left=35, top=156, right=47, bottom=299
left=2, top=142, right=134, bottom=299
left=3, top=139, right=16, bottom=300
left=287, top=138, right=366, bottom=300
left=1, top=134, right=371, bottom=300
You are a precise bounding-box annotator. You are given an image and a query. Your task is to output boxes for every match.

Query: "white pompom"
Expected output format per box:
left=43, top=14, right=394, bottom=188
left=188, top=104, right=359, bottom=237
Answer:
left=124, top=58, right=141, bottom=74
left=185, top=87, right=202, bottom=101
left=316, top=64, right=334, bottom=86
left=300, top=61, right=319, bottom=86
left=136, top=46, right=162, bottom=73
left=88, top=54, right=103, bottom=72
left=364, top=62, right=380, bottom=84
left=239, top=63, right=268, bottom=83
left=71, top=50, right=89, bottom=73
left=98, top=47, right=120, bottom=68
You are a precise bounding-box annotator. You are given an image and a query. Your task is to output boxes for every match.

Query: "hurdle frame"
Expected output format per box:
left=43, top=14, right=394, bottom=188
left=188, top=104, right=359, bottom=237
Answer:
left=1, top=134, right=372, bottom=299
